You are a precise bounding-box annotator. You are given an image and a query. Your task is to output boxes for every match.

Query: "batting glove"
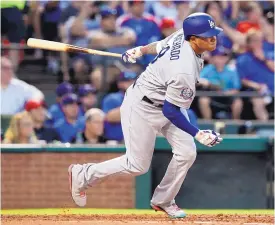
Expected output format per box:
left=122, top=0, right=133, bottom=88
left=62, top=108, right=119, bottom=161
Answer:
left=195, top=130, right=223, bottom=147
left=122, top=46, right=143, bottom=64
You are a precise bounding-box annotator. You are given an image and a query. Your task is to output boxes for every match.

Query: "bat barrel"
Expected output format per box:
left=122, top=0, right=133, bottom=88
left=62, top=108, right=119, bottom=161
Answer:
left=27, top=38, right=122, bottom=58
left=27, top=38, right=67, bottom=52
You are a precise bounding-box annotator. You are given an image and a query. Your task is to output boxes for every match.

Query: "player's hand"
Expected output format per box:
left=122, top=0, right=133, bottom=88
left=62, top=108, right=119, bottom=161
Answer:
left=122, top=46, right=143, bottom=63
left=195, top=130, right=223, bottom=147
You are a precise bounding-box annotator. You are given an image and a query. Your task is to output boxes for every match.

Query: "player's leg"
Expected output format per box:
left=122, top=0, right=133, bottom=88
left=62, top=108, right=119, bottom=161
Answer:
left=69, top=86, right=157, bottom=206
left=151, top=109, right=196, bottom=218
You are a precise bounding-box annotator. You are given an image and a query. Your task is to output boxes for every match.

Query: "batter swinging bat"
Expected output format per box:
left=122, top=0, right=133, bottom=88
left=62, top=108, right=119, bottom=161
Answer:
left=27, top=38, right=122, bottom=58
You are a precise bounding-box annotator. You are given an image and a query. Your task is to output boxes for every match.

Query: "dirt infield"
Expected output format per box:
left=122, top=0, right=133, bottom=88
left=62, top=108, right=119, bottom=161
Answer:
left=2, top=214, right=274, bottom=225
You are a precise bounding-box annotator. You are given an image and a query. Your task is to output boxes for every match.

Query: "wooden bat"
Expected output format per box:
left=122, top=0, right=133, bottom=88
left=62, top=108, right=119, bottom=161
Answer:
left=27, top=38, right=122, bottom=58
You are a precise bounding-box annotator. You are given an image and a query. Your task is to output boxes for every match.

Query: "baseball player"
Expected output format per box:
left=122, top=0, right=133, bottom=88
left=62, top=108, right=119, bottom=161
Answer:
left=68, top=13, right=223, bottom=218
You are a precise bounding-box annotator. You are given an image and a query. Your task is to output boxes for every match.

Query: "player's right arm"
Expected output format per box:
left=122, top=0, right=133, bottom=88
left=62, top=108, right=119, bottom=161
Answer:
left=122, top=29, right=182, bottom=63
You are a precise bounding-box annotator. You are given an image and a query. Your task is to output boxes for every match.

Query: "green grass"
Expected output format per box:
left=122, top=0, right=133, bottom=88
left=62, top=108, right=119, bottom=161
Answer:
left=1, top=208, right=274, bottom=216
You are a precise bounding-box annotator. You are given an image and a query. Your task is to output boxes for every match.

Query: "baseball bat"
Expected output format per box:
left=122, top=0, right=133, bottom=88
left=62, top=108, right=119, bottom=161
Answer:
left=27, top=38, right=122, bottom=58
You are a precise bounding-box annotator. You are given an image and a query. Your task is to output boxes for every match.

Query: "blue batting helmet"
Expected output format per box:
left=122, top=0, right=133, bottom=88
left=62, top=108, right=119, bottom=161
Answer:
left=183, top=13, right=223, bottom=39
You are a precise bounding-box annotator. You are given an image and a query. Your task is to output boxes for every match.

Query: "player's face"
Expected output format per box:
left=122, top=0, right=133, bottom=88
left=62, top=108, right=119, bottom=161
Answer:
left=195, top=36, right=217, bottom=52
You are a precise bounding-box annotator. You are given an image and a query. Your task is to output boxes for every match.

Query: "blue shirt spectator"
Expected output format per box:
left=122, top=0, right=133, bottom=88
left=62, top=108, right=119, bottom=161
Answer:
left=117, top=1, right=161, bottom=65
left=48, top=82, right=74, bottom=123
left=236, top=30, right=274, bottom=121
left=64, top=1, right=101, bottom=63
left=201, top=48, right=241, bottom=91
left=201, top=65, right=241, bottom=91
left=198, top=47, right=243, bottom=120
left=54, top=93, right=85, bottom=143
left=102, top=71, right=137, bottom=141
left=88, top=7, right=136, bottom=66
left=237, top=52, right=274, bottom=93
left=102, top=91, right=124, bottom=141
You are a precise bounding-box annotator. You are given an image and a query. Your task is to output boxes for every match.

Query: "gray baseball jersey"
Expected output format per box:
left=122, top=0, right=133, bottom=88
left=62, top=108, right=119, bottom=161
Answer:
left=136, top=29, right=204, bottom=108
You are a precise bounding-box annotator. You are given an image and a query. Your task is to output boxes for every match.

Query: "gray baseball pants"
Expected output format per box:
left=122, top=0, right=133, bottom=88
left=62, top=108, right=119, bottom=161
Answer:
left=72, top=84, right=196, bottom=206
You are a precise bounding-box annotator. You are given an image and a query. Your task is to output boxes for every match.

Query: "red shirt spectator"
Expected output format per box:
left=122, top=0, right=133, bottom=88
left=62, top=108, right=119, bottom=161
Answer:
left=237, top=2, right=262, bottom=33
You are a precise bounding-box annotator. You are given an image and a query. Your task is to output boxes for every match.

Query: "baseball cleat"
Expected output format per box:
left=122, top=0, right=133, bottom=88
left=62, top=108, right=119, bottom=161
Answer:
left=68, top=164, right=87, bottom=207
left=151, top=203, right=186, bottom=219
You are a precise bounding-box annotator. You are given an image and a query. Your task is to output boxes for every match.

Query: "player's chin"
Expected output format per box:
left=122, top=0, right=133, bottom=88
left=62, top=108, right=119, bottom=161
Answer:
left=207, top=44, right=217, bottom=52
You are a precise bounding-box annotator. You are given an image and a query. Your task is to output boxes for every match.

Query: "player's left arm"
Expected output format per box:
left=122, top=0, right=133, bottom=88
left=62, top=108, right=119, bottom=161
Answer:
left=163, top=73, right=222, bottom=147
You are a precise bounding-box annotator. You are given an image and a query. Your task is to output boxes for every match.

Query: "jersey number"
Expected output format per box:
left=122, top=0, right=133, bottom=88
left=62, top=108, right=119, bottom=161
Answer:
left=151, top=46, right=170, bottom=64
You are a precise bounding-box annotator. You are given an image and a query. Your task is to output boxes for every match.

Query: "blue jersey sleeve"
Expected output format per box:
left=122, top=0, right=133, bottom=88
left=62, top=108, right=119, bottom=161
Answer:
left=163, top=100, right=199, bottom=137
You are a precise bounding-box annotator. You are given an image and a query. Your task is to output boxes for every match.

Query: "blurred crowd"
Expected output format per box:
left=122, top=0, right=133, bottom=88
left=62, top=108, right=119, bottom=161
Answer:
left=1, top=0, right=274, bottom=144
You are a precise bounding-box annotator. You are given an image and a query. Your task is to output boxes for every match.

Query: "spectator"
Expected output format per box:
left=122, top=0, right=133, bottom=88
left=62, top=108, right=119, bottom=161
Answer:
left=237, top=2, right=262, bottom=34
left=33, top=1, right=62, bottom=73
left=236, top=30, right=274, bottom=121
left=220, top=1, right=240, bottom=21
left=59, top=1, right=82, bottom=25
left=174, top=1, right=192, bottom=29
left=73, top=108, right=106, bottom=144
left=148, top=1, right=177, bottom=20
left=48, top=82, right=74, bottom=123
left=160, top=17, right=177, bottom=39
left=1, top=57, right=44, bottom=115
left=102, top=71, right=137, bottom=142
left=1, top=0, right=26, bottom=71
left=262, top=11, right=274, bottom=61
left=78, top=84, right=97, bottom=114
left=25, top=99, right=60, bottom=143
left=54, top=93, right=85, bottom=143
left=198, top=47, right=243, bottom=120
left=88, top=6, right=136, bottom=63
left=90, top=62, right=122, bottom=92
left=3, top=111, right=37, bottom=144
left=106, top=1, right=128, bottom=17
left=117, top=0, right=161, bottom=66
left=58, top=0, right=82, bottom=81
left=63, top=1, right=101, bottom=82
left=204, top=2, right=234, bottom=51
